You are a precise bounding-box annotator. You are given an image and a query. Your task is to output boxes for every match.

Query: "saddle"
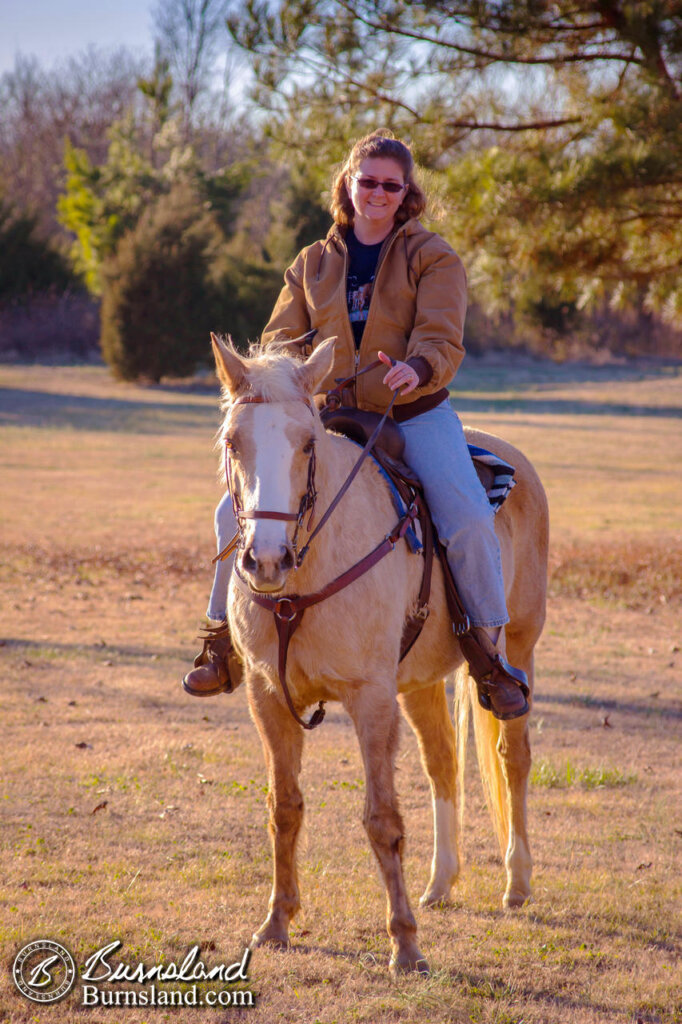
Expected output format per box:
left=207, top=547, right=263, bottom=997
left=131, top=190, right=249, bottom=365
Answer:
left=320, top=405, right=529, bottom=715
left=320, top=405, right=502, bottom=495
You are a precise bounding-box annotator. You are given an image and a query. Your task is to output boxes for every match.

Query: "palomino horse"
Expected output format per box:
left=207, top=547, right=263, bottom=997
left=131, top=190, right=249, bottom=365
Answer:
left=211, top=334, right=548, bottom=973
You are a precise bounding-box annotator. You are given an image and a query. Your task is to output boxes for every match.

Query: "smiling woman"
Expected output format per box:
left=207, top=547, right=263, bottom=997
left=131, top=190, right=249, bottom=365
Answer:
left=346, top=161, right=409, bottom=243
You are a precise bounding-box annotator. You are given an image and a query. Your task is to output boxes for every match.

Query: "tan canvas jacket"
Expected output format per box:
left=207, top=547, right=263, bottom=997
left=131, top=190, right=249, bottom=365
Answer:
left=261, top=218, right=467, bottom=415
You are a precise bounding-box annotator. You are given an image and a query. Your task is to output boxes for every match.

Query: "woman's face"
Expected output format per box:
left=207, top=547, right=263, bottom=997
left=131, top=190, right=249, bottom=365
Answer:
left=347, top=157, right=407, bottom=233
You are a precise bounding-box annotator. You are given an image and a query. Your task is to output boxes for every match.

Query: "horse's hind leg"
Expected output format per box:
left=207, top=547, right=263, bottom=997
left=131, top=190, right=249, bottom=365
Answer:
left=498, top=630, right=534, bottom=908
left=345, top=682, right=427, bottom=973
left=247, top=682, right=305, bottom=947
left=498, top=712, right=532, bottom=909
left=474, top=630, right=534, bottom=908
left=400, top=682, right=460, bottom=907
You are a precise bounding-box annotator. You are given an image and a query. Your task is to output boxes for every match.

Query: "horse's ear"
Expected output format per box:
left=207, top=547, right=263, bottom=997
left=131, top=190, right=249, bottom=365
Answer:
left=211, top=333, right=246, bottom=397
left=298, top=336, right=337, bottom=395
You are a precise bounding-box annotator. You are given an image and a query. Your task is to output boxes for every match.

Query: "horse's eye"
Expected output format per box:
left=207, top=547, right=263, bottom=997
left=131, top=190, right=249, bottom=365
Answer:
left=303, top=438, right=315, bottom=454
left=225, top=437, right=236, bottom=452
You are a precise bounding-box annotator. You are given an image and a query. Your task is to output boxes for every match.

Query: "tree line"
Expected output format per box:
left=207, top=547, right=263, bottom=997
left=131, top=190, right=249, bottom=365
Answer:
left=1, top=0, right=680, bottom=379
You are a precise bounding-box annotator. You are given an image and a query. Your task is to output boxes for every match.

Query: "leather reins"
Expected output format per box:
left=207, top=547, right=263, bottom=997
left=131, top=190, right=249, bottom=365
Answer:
left=212, top=359, right=386, bottom=568
left=232, top=500, right=418, bottom=730
left=218, top=360, right=421, bottom=730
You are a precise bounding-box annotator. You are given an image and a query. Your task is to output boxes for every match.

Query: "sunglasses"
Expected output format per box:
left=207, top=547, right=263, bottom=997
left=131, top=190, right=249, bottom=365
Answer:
left=350, top=175, right=407, bottom=194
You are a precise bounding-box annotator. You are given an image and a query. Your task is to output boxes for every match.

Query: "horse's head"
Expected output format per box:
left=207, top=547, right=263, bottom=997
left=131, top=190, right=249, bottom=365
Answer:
left=212, top=333, right=336, bottom=593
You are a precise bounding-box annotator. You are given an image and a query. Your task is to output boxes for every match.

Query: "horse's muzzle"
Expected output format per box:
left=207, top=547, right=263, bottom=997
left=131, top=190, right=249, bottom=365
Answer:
left=240, top=543, right=295, bottom=593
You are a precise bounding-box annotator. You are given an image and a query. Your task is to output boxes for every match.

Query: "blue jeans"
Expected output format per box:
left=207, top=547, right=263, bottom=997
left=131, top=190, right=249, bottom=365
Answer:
left=207, top=399, right=508, bottom=628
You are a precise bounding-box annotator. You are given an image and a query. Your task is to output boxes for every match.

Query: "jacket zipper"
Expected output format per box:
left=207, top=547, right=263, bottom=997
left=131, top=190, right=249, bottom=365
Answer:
left=335, top=223, right=406, bottom=405
left=357, top=226, right=404, bottom=405
left=340, top=239, right=360, bottom=399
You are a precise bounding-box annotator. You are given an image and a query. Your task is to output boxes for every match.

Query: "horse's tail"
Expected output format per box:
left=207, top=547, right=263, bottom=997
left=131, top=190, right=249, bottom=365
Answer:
left=454, top=670, right=508, bottom=856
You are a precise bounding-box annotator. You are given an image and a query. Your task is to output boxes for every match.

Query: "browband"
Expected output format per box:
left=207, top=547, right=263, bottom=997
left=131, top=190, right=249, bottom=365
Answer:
left=233, top=394, right=315, bottom=416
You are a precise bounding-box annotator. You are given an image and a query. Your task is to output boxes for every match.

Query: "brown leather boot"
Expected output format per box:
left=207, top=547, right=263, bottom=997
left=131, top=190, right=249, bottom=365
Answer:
left=468, top=628, right=530, bottom=721
left=182, top=620, right=244, bottom=698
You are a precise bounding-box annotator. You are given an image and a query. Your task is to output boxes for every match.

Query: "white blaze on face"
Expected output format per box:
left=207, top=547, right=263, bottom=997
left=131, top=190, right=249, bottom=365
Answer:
left=245, top=406, right=295, bottom=558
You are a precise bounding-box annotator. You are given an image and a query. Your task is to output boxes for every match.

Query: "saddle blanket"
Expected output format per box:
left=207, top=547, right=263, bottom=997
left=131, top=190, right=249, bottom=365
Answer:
left=466, top=444, right=516, bottom=512
left=366, top=443, right=516, bottom=554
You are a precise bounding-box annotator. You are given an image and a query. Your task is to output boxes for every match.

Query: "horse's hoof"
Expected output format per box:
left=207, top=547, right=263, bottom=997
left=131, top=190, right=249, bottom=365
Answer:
left=389, top=949, right=430, bottom=975
left=503, top=889, right=530, bottom=909
left=251, top=923, right=290, bottom=949
left=419, top=889, right=449, bottom=909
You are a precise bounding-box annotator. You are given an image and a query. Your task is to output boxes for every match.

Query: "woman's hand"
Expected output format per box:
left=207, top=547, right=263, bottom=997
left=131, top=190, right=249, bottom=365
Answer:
left=378, top=351, right=419, bottom=395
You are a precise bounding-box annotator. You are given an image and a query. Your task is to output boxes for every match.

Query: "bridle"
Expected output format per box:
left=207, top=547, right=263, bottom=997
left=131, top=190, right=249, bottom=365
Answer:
left=223, top=394, right=318, bottom=567
left=214, top=360, right=389, bottom=568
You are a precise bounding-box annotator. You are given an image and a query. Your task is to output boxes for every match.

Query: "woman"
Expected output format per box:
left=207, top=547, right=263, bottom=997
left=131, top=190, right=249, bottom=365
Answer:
left=183, top=131, right=528, bottom=720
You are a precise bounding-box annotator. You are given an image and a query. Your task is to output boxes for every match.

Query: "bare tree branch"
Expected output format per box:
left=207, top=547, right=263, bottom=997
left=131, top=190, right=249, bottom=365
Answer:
left=153, top=0, right=229, bottom=129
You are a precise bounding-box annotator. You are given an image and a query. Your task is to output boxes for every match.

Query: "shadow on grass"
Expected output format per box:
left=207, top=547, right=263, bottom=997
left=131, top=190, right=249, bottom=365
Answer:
left=523, top=909, right=680, bottom=955
left=0, top=387, right=220, bottom=434
left=1, top=637, right=354, bottom=726
left=444, top=965, right=628, bottom=1023
left=455, top=356, right=682, bottom=391
left=534, top=691, right=682, bottom=720
left=452, top=395, right=682, bottom=417
left=1, top=383, right=680, bottom=434
left=253, top=940, right=384, bottom=964
left=1, top=635, right=191, bottom=662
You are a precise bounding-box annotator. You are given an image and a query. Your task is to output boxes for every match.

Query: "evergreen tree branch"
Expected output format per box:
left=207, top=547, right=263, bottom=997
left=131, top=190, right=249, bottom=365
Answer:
left=445, top=116, right=583, bottom=132
left=335, top=0, right=645, bottom=69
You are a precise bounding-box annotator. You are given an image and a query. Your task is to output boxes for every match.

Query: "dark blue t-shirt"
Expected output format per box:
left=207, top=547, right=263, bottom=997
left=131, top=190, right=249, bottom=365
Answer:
left=346, top=229, right=382, bottom=349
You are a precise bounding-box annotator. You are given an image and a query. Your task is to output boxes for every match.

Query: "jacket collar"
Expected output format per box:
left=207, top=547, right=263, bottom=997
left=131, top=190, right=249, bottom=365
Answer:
left=327, top=217, right=420, bottom=246
left=318, top=218, right=421, bottom=283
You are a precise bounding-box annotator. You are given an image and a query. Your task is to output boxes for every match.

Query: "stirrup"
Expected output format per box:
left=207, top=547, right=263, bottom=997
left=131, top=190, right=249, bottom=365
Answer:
left=475, top=655, right=530, bottom=721
left=182, top=662, right=232, bottom=698
left=183, top=620, right=242, bottom=697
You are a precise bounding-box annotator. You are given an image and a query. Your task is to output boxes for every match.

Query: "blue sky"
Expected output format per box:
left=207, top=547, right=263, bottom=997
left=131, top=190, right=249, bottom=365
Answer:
left=0, top=0, right=157, bottom=74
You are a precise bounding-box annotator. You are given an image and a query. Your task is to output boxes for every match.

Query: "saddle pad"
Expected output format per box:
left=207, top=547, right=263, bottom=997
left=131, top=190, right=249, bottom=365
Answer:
left=369, top=456, right=422, bottom=552
left=467, top=444, right=516, bottom=513
left=354, top=443, right=516, bottom=556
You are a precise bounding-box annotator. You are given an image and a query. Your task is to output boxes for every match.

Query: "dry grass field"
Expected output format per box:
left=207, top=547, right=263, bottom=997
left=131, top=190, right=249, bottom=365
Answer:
left=1, top=356, right=680, bottom=1024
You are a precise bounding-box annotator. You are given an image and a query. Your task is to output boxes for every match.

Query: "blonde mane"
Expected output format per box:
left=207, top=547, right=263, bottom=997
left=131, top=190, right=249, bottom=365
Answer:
left=218, top=339, right=307, bottom=409
left=215, top=340, right=312, bottom=482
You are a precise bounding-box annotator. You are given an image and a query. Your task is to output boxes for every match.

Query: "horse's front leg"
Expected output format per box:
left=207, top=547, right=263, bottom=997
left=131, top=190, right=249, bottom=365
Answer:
left=247, top=678, right=305, bottom=948
left=344, top=681, right=427, bottom=974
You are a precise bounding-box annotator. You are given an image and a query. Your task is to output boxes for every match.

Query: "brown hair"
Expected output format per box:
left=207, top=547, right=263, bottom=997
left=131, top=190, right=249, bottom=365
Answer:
left=329, top=130, right=426, bottom=227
